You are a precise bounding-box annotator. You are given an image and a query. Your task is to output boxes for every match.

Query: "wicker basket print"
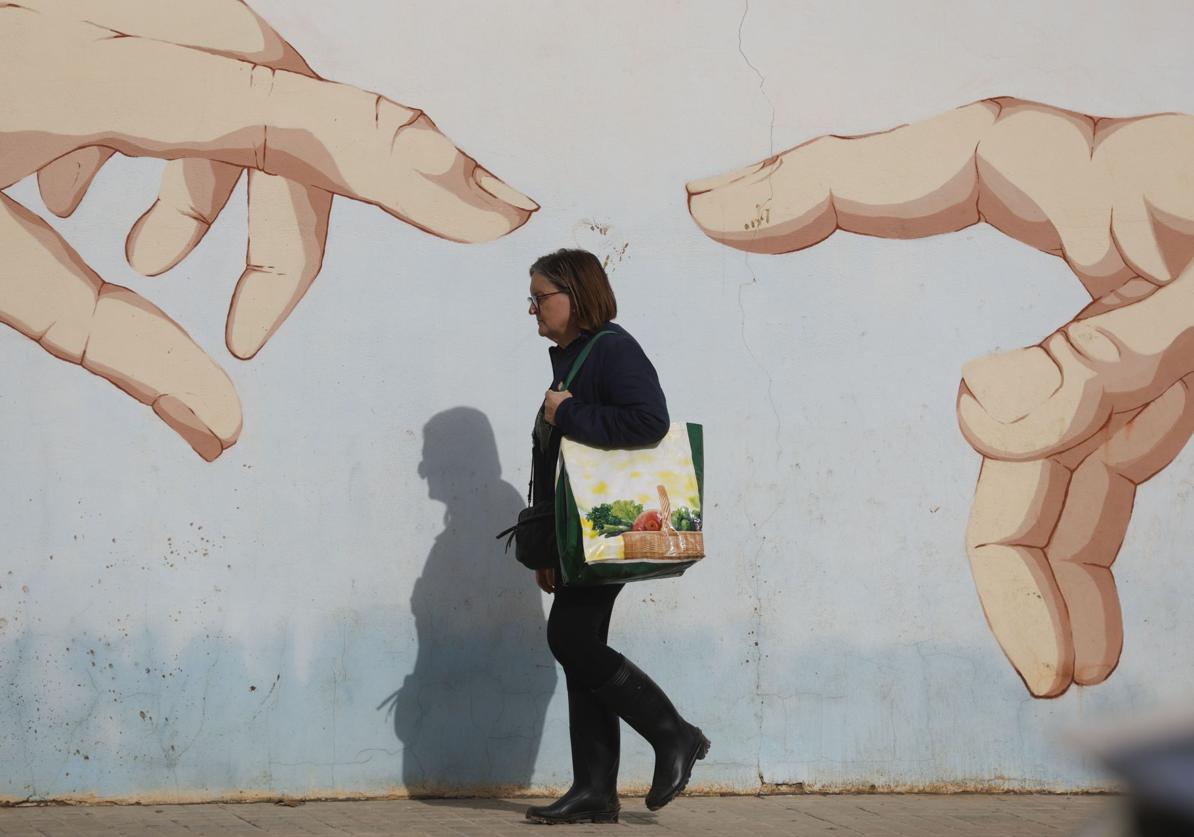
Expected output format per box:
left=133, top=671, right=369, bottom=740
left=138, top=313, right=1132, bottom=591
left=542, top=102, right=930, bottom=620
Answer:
left=620, top=485, right=704, bottom=560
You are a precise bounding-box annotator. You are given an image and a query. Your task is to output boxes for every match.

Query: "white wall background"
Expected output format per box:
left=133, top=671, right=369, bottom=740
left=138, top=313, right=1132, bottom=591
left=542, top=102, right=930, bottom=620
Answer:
left=3, top=0, right=1194, bottom=800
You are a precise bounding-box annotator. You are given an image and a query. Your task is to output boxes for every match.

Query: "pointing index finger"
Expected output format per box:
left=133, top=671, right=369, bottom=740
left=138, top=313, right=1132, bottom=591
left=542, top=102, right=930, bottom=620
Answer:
left=9, top=23, right=538, bottom=242
left=687, top=101, right=999, bottom=253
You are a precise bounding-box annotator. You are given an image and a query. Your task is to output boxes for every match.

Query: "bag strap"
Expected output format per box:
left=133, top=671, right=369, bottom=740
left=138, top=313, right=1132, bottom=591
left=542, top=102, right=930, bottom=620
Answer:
left=560, top=329, right=614, bottom=391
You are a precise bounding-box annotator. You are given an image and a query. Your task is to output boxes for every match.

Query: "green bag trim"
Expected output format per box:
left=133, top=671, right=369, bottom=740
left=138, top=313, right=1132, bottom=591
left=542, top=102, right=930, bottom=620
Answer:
left=555, top=467, right=582, bottom=584
left=560, top=330, right=614, bottom=391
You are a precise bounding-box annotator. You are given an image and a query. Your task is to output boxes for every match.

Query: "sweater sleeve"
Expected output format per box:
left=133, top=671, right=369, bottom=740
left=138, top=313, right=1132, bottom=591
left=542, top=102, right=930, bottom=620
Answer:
left=554, top=336, right=669, bottom=447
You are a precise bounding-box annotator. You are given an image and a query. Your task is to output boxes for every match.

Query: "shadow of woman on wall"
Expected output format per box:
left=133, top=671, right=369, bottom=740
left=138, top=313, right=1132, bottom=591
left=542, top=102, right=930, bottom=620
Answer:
left=379, top=407, right=557, bottom=798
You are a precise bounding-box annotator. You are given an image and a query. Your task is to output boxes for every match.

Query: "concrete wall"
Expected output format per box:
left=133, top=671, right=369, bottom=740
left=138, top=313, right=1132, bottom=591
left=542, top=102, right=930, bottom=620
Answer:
left=3, top=0, right=1194, bottom=801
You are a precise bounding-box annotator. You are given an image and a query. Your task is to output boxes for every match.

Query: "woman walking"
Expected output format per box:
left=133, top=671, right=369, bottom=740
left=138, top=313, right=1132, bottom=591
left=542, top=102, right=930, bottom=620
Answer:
left=521, top=249, right=709, bottom=825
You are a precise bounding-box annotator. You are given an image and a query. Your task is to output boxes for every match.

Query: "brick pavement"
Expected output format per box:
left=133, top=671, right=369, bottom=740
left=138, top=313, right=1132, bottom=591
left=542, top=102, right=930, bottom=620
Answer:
left=0, top=794, right=1117, bottom=836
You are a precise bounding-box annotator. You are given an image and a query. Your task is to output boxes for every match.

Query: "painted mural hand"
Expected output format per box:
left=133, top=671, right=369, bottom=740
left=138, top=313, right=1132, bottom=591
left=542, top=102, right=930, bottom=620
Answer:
left=0, top=0, right=537, bottom=460
left=688, top=98, right=1194, bottom=697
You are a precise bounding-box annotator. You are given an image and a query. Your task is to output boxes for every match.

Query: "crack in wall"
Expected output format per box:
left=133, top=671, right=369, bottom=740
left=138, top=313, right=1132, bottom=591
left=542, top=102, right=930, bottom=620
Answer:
left=737, top=0, right=776, bottom=157
left=734, top=1, right=796, bottom=793
left=733, top=0, right=784, bottom=457
left=735, top=268, right=784, bottom=458
left=329, top=619, right=351, bottom=789
left=734, top=0, right=786, bottom=793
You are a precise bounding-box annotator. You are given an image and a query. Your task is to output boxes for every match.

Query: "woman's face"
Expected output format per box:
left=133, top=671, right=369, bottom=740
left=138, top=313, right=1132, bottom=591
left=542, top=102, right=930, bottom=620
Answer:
left=529, top=272, right=575, bottom=344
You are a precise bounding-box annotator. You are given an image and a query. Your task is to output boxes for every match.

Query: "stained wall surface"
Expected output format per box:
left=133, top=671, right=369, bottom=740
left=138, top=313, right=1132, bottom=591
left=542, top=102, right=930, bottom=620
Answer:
left=2, top=0, right=1193, bottom=801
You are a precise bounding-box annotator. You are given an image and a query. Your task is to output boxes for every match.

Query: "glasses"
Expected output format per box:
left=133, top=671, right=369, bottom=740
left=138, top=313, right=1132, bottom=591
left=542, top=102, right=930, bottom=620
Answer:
left=528, top=290, right=568, bottom=309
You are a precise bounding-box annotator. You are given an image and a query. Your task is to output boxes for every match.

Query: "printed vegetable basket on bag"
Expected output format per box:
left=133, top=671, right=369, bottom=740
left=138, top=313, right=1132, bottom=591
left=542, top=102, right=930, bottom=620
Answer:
left=555, top=422, right=704, bottom=585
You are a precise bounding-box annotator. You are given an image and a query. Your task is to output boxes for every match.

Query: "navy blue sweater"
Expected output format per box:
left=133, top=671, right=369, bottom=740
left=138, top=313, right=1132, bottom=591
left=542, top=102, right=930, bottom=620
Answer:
left=552, top=322, right=669, bottom=447
left=531, top=322, right=669, bottom=511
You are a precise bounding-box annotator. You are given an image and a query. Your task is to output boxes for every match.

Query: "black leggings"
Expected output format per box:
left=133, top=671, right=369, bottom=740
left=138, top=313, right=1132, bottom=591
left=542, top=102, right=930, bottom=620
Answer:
left=547, top=582, right=625, bottom=692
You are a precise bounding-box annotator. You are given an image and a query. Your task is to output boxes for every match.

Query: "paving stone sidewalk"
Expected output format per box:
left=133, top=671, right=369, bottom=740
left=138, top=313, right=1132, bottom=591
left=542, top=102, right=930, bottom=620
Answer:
left=0, top=794, right=1117, bottom=836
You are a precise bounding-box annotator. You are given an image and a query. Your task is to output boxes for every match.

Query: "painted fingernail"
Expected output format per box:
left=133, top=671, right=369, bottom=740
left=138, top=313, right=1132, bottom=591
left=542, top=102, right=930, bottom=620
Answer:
left=153, top=395, right=226, bottom=461
left=961, top=346, right=1062, bottom=424
left=474, top=168, right=539, bottom=212
left=686, top=156, right=781, bottom=196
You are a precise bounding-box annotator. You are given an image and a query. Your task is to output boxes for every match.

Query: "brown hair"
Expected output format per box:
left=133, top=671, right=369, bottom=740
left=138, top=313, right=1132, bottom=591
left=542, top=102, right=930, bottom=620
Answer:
left=529, top=249, right=617, bottom=331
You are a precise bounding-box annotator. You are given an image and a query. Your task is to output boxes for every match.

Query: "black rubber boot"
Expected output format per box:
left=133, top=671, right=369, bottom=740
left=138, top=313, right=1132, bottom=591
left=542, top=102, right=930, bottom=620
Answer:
left=594, top=658, right=710, bottom=811
left=526, top=689, right=621, bottom=824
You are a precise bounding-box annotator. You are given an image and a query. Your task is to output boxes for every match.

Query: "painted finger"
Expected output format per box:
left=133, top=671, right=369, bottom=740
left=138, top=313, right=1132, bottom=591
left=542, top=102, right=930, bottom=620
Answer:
left=685, top=100, right=999, bottom=254
left=0, top=192, right=240, bottom=460
left=7, top=28, right=537, bottom=241
left=1101, top=115, right=1194, bottom=286
left=104, top=0, right=320, bottom=279
left=21, top=0, right=315, bottom=73
left=974, top=100, right=1131, bottom=295
left=126, top=159, right=243, bottom=276
left=966, top=458, right=1073, bottom=697
left=27, top=0, right=311, bottom=220
left=130, top=168, right=332, bottom=355
left=37, top=147, right=115, bottom=217
left=225, top=171, right=332, bottom=359
left=958, top=263, right=1194, bottom=460
left=1046, top=376, right=1194, bottom=685
left=1046, top=458, right=1129, bottom=689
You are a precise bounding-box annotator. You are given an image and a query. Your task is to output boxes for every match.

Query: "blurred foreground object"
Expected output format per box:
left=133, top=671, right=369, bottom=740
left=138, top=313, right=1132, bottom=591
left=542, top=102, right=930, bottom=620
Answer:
left=1074, top=704, right=1194, bottom=836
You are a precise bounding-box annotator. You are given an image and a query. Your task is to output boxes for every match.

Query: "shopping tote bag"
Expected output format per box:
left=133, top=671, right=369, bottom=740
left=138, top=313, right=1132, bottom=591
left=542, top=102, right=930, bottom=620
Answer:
left=555, top=422, right=704, bottom=585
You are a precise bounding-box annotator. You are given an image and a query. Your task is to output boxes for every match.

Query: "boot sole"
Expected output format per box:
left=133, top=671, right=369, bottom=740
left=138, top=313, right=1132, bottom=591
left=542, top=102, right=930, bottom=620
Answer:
left=646, top=732, right=711, bottom=811
left=525, top=810, right=620, bottom=825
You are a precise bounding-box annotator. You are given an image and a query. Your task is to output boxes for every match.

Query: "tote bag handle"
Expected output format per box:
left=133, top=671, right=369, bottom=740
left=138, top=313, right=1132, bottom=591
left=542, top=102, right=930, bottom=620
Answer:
left=559, top=330, right=614, bottom=391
